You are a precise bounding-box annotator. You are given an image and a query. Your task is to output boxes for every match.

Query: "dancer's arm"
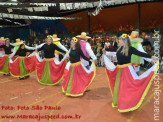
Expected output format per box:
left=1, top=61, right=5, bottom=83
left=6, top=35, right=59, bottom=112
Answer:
left=35, top=43, right=45, bottom=50
left=79, top=49, right=90, bottom=61
left=25, top=45, right=36, bottom=50
left=53, top=44, right=66, bottom=54
left=131, top=46, right=152, bottom=58
left=65, top=49, right=70, bottom=58
left=137, top=44, right=152, bottom=62
left=10, top=43, right=15, bottom=47
left=36, top=43, right=45, bottom=52
left=105, top=52, right=117, bottom=56
left=8, top=48, right=17, bottom=59
left=85, top=43, right=97, bottom=60
left=105, top=47, right=118, bottom=52
left=58, top=42, right=68, bottom=52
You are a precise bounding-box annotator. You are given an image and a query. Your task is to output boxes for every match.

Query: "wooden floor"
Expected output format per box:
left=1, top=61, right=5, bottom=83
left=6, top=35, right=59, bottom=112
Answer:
left=0, top=68, right=162, bottom=122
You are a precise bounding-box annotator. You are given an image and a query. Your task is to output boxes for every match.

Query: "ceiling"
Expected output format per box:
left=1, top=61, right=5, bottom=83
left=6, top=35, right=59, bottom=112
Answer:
left=0, top=0, right=161, bottom=27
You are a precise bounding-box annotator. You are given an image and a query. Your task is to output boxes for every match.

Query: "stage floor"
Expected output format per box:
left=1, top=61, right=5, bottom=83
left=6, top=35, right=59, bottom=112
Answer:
left=0, top=68, right=162, bottom=122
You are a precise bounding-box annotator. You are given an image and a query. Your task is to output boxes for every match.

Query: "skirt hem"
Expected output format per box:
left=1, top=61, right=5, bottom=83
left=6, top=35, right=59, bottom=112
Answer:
left=117, top=61, right=159, bottom=113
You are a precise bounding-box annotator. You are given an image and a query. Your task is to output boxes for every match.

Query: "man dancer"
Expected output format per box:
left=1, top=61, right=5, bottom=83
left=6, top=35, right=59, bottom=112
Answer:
left=76, top=32, right=97, bottom=69
left=129, top=31, right=152, bottom=75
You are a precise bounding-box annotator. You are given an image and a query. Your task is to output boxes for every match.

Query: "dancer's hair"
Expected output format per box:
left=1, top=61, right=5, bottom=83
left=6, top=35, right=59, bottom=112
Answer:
left=72, top=37, right=81, bottom=50
left=17, top=44, right=25, bottom=52
left=75, top=42, right=81, bottom=50
left=117, top=34, right=131, bottom=56
left=5, top=38, right=10, bottom=45
left=46, top=36, right=53, bottom=43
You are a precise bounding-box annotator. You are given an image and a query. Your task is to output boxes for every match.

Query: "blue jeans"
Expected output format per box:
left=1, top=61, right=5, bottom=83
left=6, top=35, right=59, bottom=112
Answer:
left=136, top=71, right=140, bottom=76
left=85, top=65, right=89, bottom=70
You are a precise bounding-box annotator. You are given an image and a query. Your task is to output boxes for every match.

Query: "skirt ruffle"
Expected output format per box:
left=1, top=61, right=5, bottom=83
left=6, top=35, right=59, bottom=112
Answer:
left=9, top=53, right=36, bottom=78
left=104, top=54, right=159, bottom=112
left=0, top=55, right=10, bottom=74
left=36, top=53, right=66, bottom=85
left=62, top=61, right=96, bottom=97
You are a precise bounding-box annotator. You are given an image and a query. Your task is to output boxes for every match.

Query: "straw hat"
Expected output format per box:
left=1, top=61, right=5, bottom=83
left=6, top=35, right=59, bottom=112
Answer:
left=51, top=34, right=60, bottom=41
left=14, top=39, right=24, bottom=46
left=76, top=32, right=91, bottom=39
left=5, top=38, right=9, bottom=41
left=129, top=31, right=143, bottom=43
left=0, top=37, right=5, bottom=41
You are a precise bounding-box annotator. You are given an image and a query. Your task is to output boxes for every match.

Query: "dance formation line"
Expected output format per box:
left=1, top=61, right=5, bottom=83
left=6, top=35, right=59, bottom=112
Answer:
left=0, top=31, right=160, bottom=114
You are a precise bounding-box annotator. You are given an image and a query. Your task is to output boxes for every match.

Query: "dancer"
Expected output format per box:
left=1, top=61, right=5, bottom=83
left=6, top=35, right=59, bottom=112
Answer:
left=35, top=36, right=67, bottom=85
left=76, top=32, right=97, bottom=69
left=9, top=39, right=36, bottom=80
left=129, top=31, right=152, bottom=75
left=0, top=37, right=6, bottom=56
left=103, top=34, right=159, bottom=112
left=51, top=34, right=68, bottom=60
left=0, top=38, right=14, bottom=75
left=62, top=37, right=96, bottom=97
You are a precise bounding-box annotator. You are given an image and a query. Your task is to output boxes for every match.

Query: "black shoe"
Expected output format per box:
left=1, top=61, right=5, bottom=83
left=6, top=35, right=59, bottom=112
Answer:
left=24, top=75, right=30, bottom=79
left=85, top=89, right=91, bottom=92
left=6, top=73, right=10, bottom=76
left=19, top=77, right=25, bottom=80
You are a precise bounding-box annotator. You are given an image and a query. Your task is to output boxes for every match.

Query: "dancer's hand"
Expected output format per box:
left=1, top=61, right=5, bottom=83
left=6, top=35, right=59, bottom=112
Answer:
left=90, top=59, right=94, bottom=62
left=152, top=56, right=159, bottom=64
left=151, top=60, right=155, bottom=64
left=35, top=49, right=38, bottom=53
left=152, top=56, right=159, bottom=61
left=94, top=59, right=98, bottom=64
left=102, top=48, right=106, bottom=54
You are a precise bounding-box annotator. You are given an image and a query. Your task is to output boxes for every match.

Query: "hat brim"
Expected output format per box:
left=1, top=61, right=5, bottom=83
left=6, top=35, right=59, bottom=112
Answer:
left=14, top=42, right=24, bottom=46
left=76, top=35, right=91, bottom=39
left=129, top=36, right=143, bottom=43
left=53, top=38, right=60, bottom=41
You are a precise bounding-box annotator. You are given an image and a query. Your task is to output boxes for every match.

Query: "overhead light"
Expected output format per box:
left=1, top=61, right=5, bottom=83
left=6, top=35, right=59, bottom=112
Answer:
left=11, top=0, right=17, bottom=1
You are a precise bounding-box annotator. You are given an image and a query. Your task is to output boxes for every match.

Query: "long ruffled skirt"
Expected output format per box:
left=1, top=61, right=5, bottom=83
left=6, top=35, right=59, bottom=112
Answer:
left=9, top=53, right=36, bottom=78
left=0, top=55, right=10, bottom=74
left=104, top=55, right=159, bottom=112
left=62, top=61, right=96, bottom=97
left=36, top=53, right=66, bottom=85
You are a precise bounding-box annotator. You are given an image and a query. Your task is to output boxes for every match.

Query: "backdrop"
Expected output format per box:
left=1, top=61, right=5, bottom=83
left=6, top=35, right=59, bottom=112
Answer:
left=61, top=2, right=163, bottom=34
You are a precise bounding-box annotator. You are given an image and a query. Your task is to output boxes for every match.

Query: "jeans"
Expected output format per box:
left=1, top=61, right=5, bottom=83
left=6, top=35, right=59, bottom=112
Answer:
left=85, top=65, right=89, bottom=70
left=136, top=71, right=140, bottom=76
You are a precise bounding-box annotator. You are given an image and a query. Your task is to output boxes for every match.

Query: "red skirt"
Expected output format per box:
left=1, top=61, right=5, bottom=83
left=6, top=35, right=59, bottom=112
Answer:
left=104, top=55, right=159, bottom=112
left=36, top=53, right=66, bottom=85
left=9, top=54, right=36, bottom=78
left=0, top=55, right=10, bottom=74
left=62, top=61, right=96, bottom=97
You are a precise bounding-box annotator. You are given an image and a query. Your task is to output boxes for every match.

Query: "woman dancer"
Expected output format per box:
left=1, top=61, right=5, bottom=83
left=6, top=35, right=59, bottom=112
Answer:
left=9, top=39, right=36, bottom=80
left=62, top=37, right=96, bottom=97
left=103, top=34, right=159, bottom=112
left=0, top=38, right=14, bottom=75
left=35, top=36, right=67, bottom=85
